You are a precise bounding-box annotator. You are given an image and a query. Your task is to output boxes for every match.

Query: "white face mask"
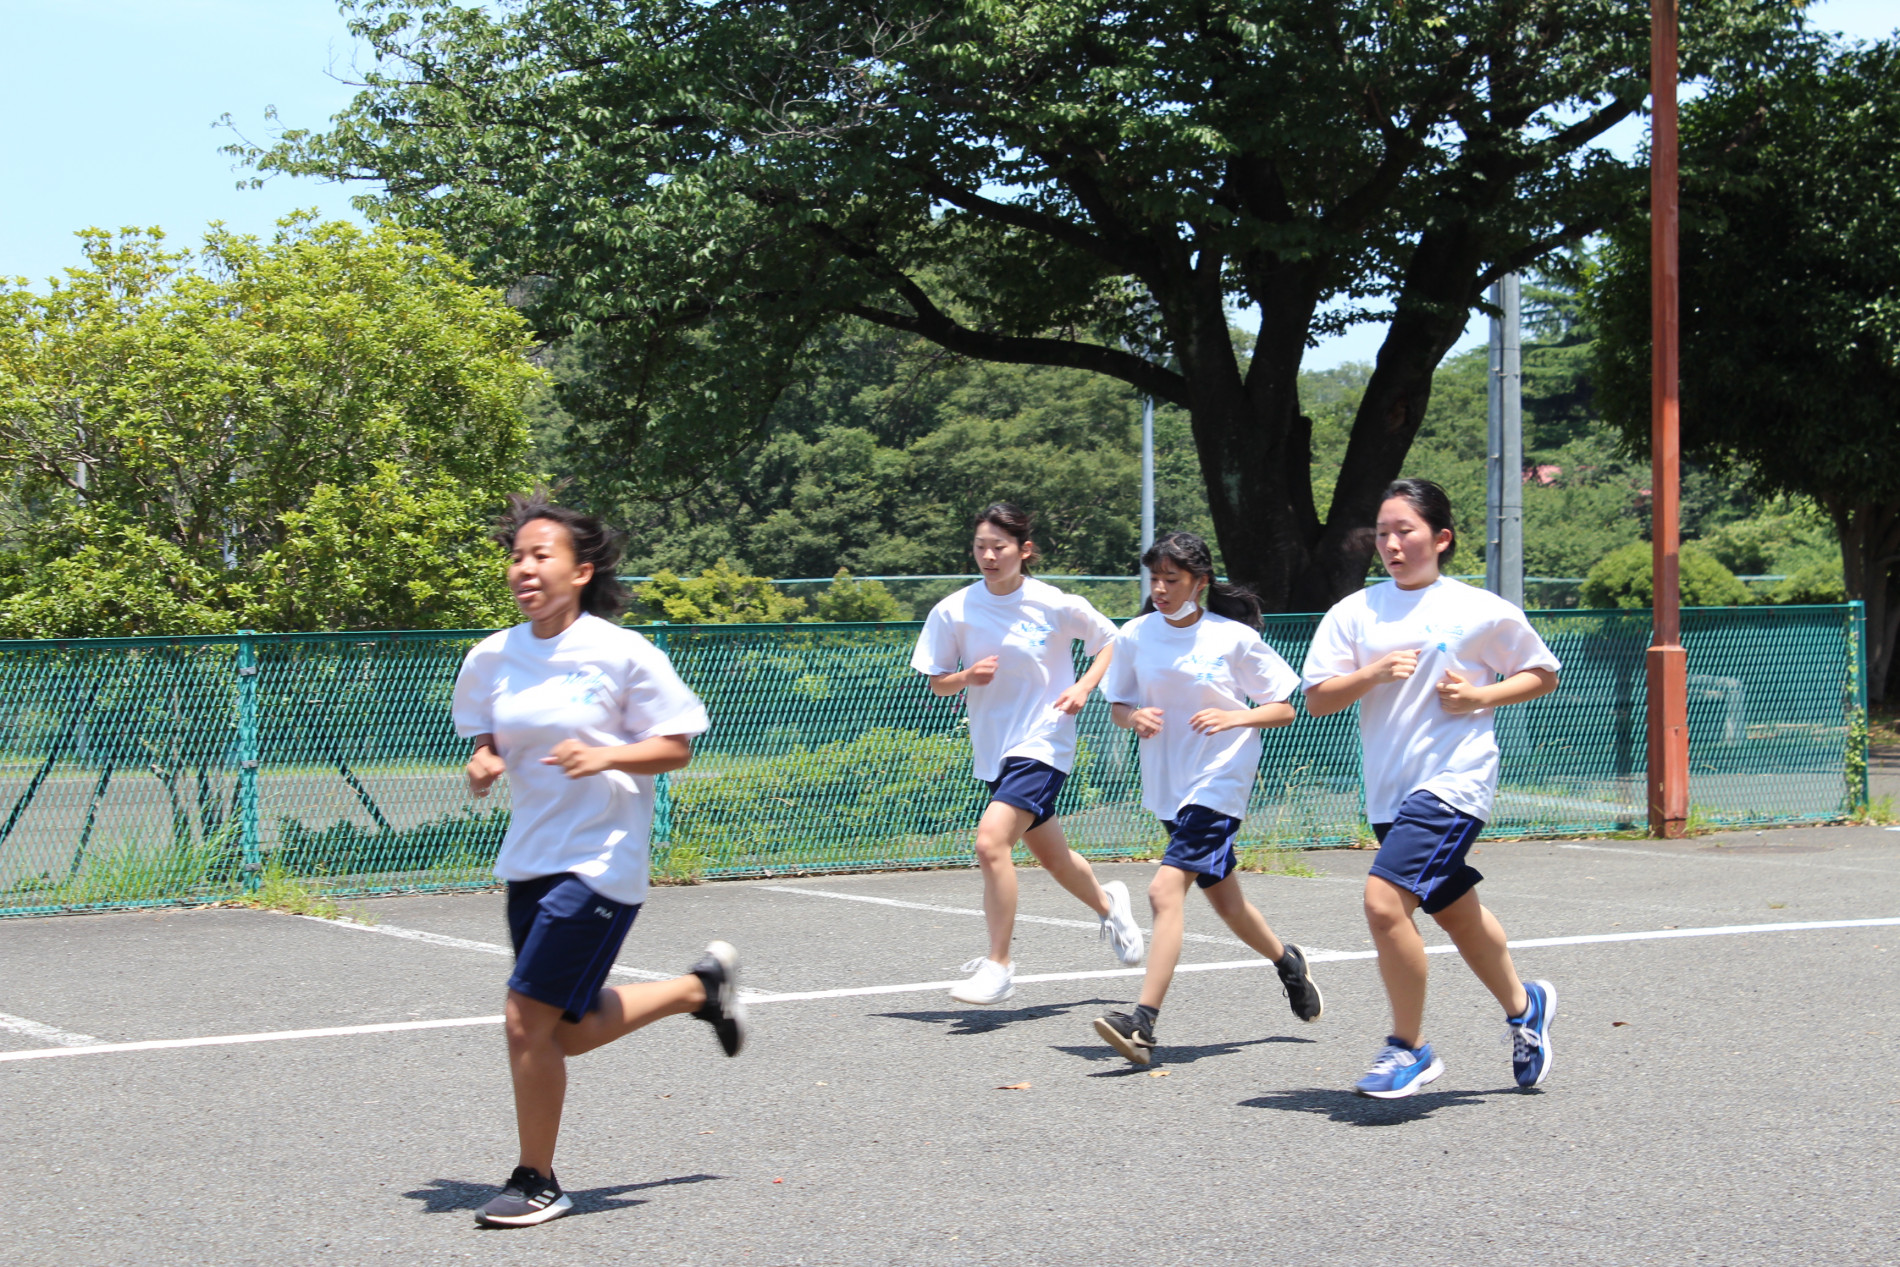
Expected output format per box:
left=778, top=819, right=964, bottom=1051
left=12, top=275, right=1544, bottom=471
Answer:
left=1168, top=594, right=1201, bottom=620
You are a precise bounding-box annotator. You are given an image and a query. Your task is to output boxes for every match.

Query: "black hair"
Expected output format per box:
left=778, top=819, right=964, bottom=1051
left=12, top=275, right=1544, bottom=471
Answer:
left=1380, top=478, right=1456, bottom=565
left=494, top=492, right=631, bottom=620
left=1138, top=530, right=1263, bottom=629
left=972, top=501, right=1039, bottom=572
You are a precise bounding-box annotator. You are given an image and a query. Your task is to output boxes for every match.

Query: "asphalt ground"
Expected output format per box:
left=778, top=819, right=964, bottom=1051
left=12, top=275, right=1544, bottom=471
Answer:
left=1, top=825, right=1897, bottom=1265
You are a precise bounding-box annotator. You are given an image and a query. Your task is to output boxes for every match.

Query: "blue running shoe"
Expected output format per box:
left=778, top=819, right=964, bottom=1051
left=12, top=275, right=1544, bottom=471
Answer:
left=1507, top=979, right=1556, bottom=1088
left=1353, top=1037, right=1444, bottom=1099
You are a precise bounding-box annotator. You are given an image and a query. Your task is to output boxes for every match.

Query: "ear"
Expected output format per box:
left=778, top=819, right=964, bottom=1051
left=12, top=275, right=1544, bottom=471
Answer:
left=573, top=559, right=596, bottom=588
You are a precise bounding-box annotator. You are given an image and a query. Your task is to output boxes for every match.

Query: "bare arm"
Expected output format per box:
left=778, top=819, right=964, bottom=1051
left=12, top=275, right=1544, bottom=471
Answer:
left=928, top=655, right=999, bottom=697
left=466, top=734, right=505, bottom=797
left=541, top=734, right=695, bottom=779
left=1111, top=701, right=1164, bottom=738
left=1303, top=650, right=1423, bottom=717
left=1053, top=643, right=1113, bottom=715
left=1435, top=667, right=1559, bottom=715
left=1187, top=701, right=1298, bottom=735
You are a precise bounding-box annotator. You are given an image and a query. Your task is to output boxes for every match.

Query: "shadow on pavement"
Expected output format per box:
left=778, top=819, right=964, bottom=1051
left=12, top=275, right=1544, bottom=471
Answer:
left=1237, top=1085, right=1518, bottom=1125
left=405, top=1173, right=726, bottom=1218
left=874, top=998, right=1123, bottom=1034
left=1054, top=1033, right=1315, bottom=1074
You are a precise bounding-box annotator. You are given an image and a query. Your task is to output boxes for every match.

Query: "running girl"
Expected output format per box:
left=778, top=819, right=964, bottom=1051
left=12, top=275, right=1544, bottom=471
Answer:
left=1091, top=531, right=1324, bottom=1065
left=452, top=495, right=745, bottom=1227
left=912, top=502, right=1145, bottom=1005
left=1302, top=478, right=1560, bottom=1099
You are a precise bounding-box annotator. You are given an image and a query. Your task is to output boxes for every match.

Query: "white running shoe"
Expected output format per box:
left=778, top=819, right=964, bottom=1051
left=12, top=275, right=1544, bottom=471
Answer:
left=1099, top=880, right=1145, bottom=966
left=950, top=957, right=1016, bottom=1005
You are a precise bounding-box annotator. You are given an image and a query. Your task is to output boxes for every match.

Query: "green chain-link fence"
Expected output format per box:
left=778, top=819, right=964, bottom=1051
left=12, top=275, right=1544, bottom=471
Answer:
left=0, top=604, right=1867, bottom=916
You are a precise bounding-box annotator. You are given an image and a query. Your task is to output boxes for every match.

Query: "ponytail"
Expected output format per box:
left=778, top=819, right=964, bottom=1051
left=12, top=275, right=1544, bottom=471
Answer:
left=1138, top=531, right=1262, bottom=629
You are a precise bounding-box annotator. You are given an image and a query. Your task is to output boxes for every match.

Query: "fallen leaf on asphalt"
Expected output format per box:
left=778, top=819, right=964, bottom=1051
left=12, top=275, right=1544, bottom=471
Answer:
left=1148, top=1070, right=1171, bottom=1078
left=997, top=1082, right=1031, bottom=1091
left=1612, top=1021, right=1630, bottom=1027
left=699, top=1129, right=716, bottom=1134
left=773, top=1178, right=784, bottom=1183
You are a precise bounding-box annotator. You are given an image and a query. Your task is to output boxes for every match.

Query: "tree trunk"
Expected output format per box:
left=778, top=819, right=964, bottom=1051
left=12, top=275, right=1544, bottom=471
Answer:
left=1829, top=497, right=1900, bottom=705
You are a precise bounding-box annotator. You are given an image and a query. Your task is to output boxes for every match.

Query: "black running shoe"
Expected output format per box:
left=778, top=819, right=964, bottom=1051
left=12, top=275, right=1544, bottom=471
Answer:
left=1276, top=943, right=1324, bottom=1023
left=475, top=1166, right=572, bottom=1228
left=1093, top=1010, right=1156, bottom=1066
left=691, top=940, right=746, bottom=1057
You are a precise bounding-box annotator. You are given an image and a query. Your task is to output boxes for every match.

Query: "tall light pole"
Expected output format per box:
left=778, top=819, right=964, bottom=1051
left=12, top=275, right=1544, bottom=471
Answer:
left=1648, top=0, right=1690, bottom=838
left=1139, top=394, right=1155, bottom=596
left=1485, top=274, right=1524, bottom=607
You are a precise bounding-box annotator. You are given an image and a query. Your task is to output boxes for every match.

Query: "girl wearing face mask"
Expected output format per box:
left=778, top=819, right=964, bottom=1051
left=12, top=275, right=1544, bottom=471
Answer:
left=911, top=502, right=1146, bottom=1006
left=1302, top=478, right=1561, bottom=1099
left=1090, top=531, right=1324, bottom=1066
left=452, top=494, right=745, bottom=1227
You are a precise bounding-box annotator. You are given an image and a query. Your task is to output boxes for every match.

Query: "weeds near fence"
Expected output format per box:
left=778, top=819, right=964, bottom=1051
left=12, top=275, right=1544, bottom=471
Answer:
left=228, top=861, right=343, bottom=919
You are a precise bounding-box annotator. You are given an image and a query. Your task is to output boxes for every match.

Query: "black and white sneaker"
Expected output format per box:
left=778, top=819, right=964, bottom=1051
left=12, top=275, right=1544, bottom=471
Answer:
left=1093, top=1010, right=1157, bottom=1066
left=691, top=940, right=746, bottom=1057
left=1276, top=943, right=1324, bottom=1023
left=475, top=1166, right=572, bottom=1227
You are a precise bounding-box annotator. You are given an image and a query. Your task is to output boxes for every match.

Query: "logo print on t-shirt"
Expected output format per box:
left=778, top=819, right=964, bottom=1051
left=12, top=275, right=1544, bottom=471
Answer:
left=1009, top=619, right=1054, bottom=651
left=1177, top=652, right=1225, bottom=684
left=1419, top=622, right=1467, bottom=654
left=559, top=668, right=612, bottom=706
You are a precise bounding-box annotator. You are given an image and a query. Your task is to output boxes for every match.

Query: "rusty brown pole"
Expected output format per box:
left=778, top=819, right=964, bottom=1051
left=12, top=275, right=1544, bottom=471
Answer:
left=1648, top=0, right=1690, bottom=837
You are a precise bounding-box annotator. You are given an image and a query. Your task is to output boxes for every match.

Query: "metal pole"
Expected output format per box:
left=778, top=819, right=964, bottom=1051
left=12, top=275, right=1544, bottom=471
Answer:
left=1647, top=0, right=1690, bottom=838
left=1486, top=285, right=1504, bottom=597
left=1139, top=395, right=1156, bottom=597
left=1499, top=273, right=1524, bottom=609
left=236, top=631, right=262, bottom=889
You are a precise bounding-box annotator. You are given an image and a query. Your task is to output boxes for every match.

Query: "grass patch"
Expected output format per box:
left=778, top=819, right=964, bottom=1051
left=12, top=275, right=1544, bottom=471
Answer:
left=227, top=860, right=344, bottom=919
left=1240, top=846, right=1322, bottom=878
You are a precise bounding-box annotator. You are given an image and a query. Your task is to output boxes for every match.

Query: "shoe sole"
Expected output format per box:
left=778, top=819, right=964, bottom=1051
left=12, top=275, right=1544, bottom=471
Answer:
left=1281, top=947, right=1323, bottom=1022
left=949, top=984, right=1016, bottom=1005
left=1355, top=1054, right=1444, bottom=1099
left=1520, top=979, right=1556, bottom=1088
left=704, top=940, right=746, bottom=1057
left=1092, top=1016, right=1153, bottom=1066
left=475, top=1194, right=574, bottom=1227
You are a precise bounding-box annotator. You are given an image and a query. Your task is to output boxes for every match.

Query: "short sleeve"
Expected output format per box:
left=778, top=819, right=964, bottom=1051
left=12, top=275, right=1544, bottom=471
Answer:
left=910, top=600, right=962, bottom=676
left=1475, top=606, right=1562, bottom=680
left=621, top=641, right=711, bottom=742
left=450, top=638, right=501, bottom=738
left=1300, top=605, right=1363, bottom=689
left=1061, top=592, right=1117, bottom=655
left=1103, top=624, right=1141, bottom=706
left=1235, top=632, right=1301, bottom=705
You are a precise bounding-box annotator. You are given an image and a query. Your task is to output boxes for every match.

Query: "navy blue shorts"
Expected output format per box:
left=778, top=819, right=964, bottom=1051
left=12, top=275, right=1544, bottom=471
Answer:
left=506, top=873, right=641, bottom=1023
left=986, top=756, right=1067, bottom=830
left=1371, top=790, right=1486, bottom=915
left=1161, top=804, right=1242, bottom=889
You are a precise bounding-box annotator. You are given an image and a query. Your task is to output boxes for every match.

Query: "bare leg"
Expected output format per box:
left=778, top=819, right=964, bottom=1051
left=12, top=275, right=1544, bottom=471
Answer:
left=1364, top=875, right=1428, bottom=1047
left=1138, top=867, right=1197, bottom=1009
left=1430, top=890, right=1530, bottom=1017
left=974, top=801, right=1036, bottom=966
left=1019, top=817, right=1110, bottom=917
left=506, top=975, right=706, bottom=1173
left=1200, top=871, right=1285, bottom=962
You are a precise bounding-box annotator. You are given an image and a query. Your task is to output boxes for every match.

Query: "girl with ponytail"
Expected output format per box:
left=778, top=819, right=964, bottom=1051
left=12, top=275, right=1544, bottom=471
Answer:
left=1091, top=531, right=1325, bottom=1065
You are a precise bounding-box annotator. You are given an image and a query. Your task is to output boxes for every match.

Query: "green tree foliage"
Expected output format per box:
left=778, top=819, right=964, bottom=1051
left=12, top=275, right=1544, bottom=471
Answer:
left=1589, top=36, right=1900, bottom=692
left=248, top=0, right=1792, bottom=612
left=1581, top=542, right=1753, bottom=609
left=812, top=570, right=904, bottom=623
left=634, top=561, right=810, bottom=624
left=0, top=216, right=540, bottom=636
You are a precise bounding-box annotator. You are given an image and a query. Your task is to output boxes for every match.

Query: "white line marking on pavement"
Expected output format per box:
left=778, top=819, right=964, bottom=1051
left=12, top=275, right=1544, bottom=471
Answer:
left=1558, top=843, right=1900, bottom=876
left=7, top=915, right=1895, bottom=1062
left=0, top=1016, right=501, bottom=1063
left=291, top=914, right=779, bottom=997
left=761, top=885, right=1260, bottom=947
left=0, top=1011, right=102, bottom=1048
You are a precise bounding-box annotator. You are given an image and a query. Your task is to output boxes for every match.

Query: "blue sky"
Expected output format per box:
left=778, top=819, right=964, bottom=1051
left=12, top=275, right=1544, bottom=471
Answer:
left=3, top=0, right=1892, bottom=367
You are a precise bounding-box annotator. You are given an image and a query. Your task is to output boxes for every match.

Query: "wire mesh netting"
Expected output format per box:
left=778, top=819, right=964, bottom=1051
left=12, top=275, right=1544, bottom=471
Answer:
left=0, top=604, right=1867, bottom=916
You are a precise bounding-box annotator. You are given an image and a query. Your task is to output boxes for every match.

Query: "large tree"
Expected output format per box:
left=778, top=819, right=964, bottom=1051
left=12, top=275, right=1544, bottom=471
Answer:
left=251, top=0, right=1788, bottom=608
left=0, top=216, right=540, bottom=634
left=1589, top=36, right=1900, bottom=695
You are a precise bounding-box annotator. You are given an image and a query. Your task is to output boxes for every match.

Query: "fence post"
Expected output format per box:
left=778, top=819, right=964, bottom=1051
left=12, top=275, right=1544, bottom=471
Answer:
left=236, top=630, right=262, bottom=891
left=648, top=622, right=671, bottom=846
left=1851, top=600, right=1870, bottom=813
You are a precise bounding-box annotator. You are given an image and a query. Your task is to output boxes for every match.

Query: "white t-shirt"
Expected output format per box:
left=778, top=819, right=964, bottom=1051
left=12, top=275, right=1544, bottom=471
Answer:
left=1300, top=577, right=1560, bottom=824
left=1103, top=611, right=1302, bottom=821
left=451, top=613, right=710, bottom=905
left=910, top=577, right=1117, bottom=781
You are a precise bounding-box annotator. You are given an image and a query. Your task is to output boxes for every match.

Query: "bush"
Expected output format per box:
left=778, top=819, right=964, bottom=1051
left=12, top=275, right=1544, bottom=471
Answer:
left=813, top=569, right=905, bottom=622
left=1581, top=542, right=1754, bottom=609
left=633, top=559, right=806, bottom=623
